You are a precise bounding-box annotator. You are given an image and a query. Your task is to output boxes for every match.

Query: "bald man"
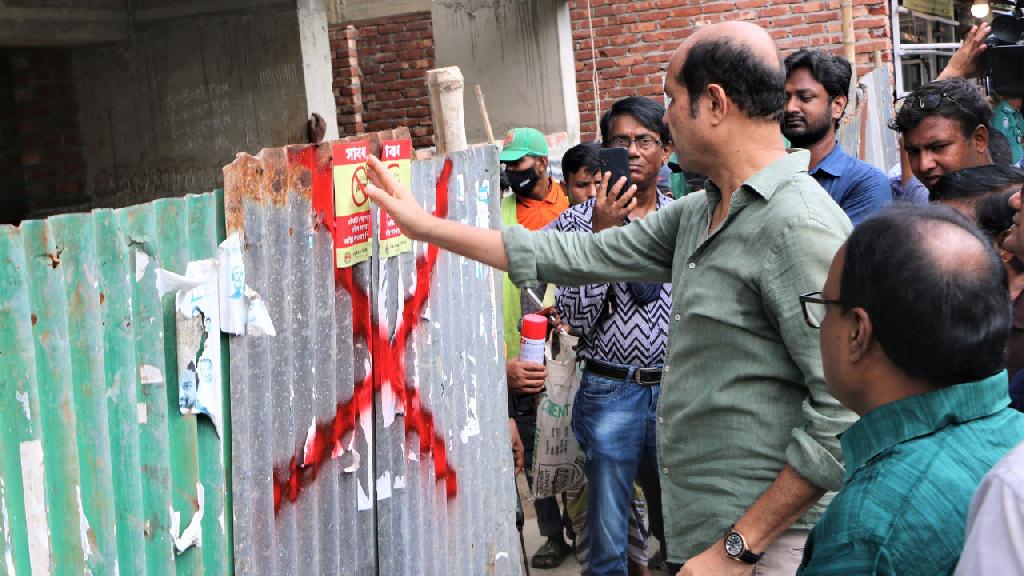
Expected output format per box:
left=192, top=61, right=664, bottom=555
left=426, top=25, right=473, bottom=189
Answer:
left=797, top=205, right=1024, bottom=575
left=364, top=21, right=855, bottom=576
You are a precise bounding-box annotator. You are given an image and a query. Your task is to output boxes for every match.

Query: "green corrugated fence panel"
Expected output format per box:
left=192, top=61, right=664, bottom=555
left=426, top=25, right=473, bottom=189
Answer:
left=0, top=191, right=230, bottom=575
left=0, top=226, right=43, bottom=575
left=20, top=218, right=87, bottom=572
left=95, top=208, right=148, bottom=575
left=50, top=212, right=119, bottom=573
left=154, top=197, right=203, bottom=576
left=118, top=202, right=178, bottom=576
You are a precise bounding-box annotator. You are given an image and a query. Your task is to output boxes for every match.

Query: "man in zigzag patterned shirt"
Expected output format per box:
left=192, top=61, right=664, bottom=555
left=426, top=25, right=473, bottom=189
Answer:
left=550, top=97, right=672, bottom=576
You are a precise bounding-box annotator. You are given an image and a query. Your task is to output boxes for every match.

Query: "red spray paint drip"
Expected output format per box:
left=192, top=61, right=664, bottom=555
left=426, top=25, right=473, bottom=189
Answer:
left=273, top=159, right=458, bottom=515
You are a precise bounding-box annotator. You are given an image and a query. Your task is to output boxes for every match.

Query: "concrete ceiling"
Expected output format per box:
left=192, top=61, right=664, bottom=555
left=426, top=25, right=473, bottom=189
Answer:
left=0, top=0, right=296, bottom=47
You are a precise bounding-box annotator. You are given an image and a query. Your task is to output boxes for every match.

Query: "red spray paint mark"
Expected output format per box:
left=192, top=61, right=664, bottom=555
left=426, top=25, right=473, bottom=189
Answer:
left=273, top=159, right=457, bottom=515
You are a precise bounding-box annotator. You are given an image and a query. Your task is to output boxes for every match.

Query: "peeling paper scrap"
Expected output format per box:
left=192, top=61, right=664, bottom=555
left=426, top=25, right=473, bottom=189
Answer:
left=137, top=403, right=148, bottom=424
left=135, top=251, right=150, bottom=282
left=244, top=286, right=276, bottom=337
left=302, top=417, right=317, bottom=467
left=356, top=479, right=372, bottom=511
left=139, top=364, right=163, bottom=385
left=20, top=440, right=48, bottom=576
left=218, top=233, right=246, bottom=335
left=170, top=483, right=204, bottom=554
left=376, top=471, right=392, bottom=501
left=76, top=487, right=92, bottom=561
left=393, top=475, right=405, bottom=490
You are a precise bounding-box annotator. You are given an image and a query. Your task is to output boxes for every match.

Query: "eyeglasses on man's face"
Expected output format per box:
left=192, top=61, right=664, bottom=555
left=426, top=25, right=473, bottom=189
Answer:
left=799, top=291, right=844, bottom=329
left=608, top=135, right=662, bottom=150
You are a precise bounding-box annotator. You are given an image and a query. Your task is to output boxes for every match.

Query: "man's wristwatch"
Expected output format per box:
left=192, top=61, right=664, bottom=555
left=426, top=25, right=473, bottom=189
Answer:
left=723, top=525, right=763, bottom=564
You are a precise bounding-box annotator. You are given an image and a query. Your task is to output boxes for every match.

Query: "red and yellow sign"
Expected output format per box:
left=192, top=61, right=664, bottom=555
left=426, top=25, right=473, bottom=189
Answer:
left=379, top=139, right=413, bottom=260
left=333, top=140, right=373, bottom=268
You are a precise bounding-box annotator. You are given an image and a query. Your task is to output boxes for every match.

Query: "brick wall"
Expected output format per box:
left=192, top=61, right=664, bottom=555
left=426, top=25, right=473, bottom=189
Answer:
left=568, top=0, right=892, bottom=140
left=330, top=12, right=435, bottom=149
left=0, top=49, right=86, bottom=222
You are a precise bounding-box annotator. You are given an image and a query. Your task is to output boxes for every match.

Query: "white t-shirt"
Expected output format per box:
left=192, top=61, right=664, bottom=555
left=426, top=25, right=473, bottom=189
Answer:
left=955, top=441, right=1024, bottom=574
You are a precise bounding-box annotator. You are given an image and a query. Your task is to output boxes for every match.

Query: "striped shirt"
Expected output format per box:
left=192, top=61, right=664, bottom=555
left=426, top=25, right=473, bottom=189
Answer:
left=550, top=194, right=672, bottom=367
left=797, top=373, right=1024, bottom=576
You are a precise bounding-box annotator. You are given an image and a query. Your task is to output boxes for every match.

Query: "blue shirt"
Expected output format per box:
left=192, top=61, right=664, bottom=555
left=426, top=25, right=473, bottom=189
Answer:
left=797, top=373, right=1024, bottom=576
left=809, top=143, right=892, bottom=225
left=551, top=194, right=672, bottom=367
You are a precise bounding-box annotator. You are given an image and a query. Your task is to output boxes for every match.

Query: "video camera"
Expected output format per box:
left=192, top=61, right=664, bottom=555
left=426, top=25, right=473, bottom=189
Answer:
left=986, top=1, right=1024, bottom=96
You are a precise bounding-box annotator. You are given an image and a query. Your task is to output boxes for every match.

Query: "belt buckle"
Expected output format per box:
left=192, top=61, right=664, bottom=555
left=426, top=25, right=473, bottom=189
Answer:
left=633, top=369, right=643, bottom=385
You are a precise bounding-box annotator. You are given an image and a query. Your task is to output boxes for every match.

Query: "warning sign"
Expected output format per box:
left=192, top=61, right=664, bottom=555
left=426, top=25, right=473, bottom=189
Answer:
left=333, top=140, right=373, bottom=268
left=379, top=139, right=413, bottom=260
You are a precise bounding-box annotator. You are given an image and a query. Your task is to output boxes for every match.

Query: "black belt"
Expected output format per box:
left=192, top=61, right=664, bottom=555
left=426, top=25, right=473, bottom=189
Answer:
left=582, top=359, right=662, bottom=386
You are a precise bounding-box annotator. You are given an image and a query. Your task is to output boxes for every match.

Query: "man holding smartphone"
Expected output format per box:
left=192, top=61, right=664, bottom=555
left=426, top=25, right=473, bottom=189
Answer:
left=549, top=96, right=672, bottom=575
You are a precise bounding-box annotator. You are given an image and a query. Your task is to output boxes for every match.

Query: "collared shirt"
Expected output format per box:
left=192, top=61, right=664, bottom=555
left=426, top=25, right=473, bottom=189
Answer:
left=809, top=143, right=891, bottom=225
left=503, top=150, right=856, bottom=563
left=516, top=179, right=569, bottom=231
left=797, top=374, right=1024, bottom=576
left=552, top=194, right=672, bottom=367
left=956, top=440, right=1024, bottom=575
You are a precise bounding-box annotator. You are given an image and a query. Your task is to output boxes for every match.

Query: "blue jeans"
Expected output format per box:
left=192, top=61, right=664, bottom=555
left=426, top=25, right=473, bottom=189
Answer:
left=572, top=365, right=662, bottom=576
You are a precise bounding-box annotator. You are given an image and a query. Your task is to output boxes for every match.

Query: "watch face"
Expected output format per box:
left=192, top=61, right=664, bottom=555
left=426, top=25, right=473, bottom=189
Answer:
left=725, top=532, right=744, bottom=557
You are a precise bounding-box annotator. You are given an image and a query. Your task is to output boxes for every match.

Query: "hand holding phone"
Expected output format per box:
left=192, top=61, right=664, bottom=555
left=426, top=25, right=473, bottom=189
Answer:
left=599, top=147, right=632, bottom=199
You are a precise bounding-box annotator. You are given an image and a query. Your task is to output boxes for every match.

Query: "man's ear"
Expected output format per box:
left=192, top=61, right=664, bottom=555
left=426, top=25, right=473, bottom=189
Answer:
left=848, top=307, right=873, bottom=363
left=536, top=155, right=549, bottom=173
left=973, top=124, right=990, bottom=156
left=706, top=84, right=729, bottom=125
left=831, top=94, right=848, bottom=122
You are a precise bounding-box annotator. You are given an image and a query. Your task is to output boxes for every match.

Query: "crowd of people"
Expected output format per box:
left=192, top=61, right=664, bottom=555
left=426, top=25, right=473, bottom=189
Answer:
left=365, top=18, right=1024, bottom=576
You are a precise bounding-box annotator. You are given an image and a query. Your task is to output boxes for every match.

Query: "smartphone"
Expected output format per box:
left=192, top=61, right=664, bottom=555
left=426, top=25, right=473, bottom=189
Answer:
left=599, top=147, right=632, bottom=199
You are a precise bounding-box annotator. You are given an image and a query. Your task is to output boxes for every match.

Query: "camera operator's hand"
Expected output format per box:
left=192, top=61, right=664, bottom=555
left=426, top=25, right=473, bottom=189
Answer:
left=507, top=358, right=547, bottom=395
left=593, top=173, right=636, bottom=233
left=938, top=22, right=991, bottom=80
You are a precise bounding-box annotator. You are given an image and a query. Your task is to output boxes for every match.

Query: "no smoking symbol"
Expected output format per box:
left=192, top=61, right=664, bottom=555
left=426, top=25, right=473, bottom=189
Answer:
left=351, top=166, right=369, bottom=207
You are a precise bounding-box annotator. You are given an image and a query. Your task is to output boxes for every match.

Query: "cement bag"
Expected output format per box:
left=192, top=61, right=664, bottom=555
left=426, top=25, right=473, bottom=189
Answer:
left=531, top=331, right=585, bottom=499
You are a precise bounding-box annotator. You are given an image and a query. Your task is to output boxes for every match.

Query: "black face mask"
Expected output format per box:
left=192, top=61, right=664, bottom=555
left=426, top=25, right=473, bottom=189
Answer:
left=505, top=166, right=540, bottom=197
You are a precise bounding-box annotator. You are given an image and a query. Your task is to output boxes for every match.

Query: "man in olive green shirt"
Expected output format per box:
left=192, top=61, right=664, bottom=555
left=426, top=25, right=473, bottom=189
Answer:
left=362, top=21, right=856, bottom=576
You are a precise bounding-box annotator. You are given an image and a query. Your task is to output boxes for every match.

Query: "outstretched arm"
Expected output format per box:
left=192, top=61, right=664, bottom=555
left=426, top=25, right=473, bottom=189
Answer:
left=365, top=154, right=510, bottom=270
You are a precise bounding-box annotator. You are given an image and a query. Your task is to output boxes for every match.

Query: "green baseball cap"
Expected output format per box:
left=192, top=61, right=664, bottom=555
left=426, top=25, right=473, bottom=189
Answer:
left=499, top=127, right=549, bottom=162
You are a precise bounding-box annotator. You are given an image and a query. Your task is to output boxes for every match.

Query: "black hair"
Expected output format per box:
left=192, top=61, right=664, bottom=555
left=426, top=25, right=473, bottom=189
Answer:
left=840, top=204, right=1009, bottom=387
left=931, top=164, right=1024, bottom=203
left=680, top=36, right=786, bottom=121
left=890, top=78, right=993, bottom=139
left=976, top=190, right=1018, bottom=243
left=561, top=142, right=601, bottom=178
left=599, top=97, right=671, bottom=148
left=784, top=49, right=852, bottom=100
left=990, top=130, right=1015, bottom=166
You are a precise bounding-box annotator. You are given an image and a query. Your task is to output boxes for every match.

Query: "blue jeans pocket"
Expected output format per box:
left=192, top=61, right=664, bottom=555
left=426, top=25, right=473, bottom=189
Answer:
left=578, top=370, right=624, bottom=400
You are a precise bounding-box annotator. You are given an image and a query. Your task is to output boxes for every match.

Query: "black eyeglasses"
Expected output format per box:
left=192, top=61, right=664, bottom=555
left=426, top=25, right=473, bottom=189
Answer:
left=896, top=92, right=981, bottom=126
left=608, top=135, right=662, bottom=150
left=799, top=291, right=844, bottom=329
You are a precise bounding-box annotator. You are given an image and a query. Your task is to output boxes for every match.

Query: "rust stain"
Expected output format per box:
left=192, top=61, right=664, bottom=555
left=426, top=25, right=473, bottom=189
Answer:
left=31, top=313, right=37, bottom=326
left=99, top=292, right=105, bottom=305
left=223, top=152, right=262, bottom=235
left=288, top=227, right=293, bottom=237
left=259, top=148, right=288, bottom=207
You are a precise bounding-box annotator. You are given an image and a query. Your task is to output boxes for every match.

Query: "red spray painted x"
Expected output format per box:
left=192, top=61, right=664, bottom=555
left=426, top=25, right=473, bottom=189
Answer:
left=274, top=150, right=456, bottom=514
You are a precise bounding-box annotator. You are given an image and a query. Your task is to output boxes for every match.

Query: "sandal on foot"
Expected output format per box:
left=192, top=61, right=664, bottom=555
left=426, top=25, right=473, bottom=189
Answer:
left=531, top=538, right=571, bottom=569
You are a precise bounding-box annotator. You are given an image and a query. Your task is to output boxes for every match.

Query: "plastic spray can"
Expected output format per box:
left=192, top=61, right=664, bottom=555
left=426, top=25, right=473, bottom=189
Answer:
left=519, top=314, right=548, bottom=364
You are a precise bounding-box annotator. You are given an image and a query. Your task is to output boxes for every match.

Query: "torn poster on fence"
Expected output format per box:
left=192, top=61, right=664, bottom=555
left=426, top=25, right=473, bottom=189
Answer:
left=218, top=233, right=247, bottom=335
left=157, top=259, right=226, bottom=437
left=170, top=482, right=204, bottom=554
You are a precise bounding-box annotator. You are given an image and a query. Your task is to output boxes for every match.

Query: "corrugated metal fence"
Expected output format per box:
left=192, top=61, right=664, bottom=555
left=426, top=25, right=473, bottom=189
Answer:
left=1, top=134, right=520, bottom=575
left=0, top=193, right=230, bottom=575
left=224, top=134, right=520, bottom=575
